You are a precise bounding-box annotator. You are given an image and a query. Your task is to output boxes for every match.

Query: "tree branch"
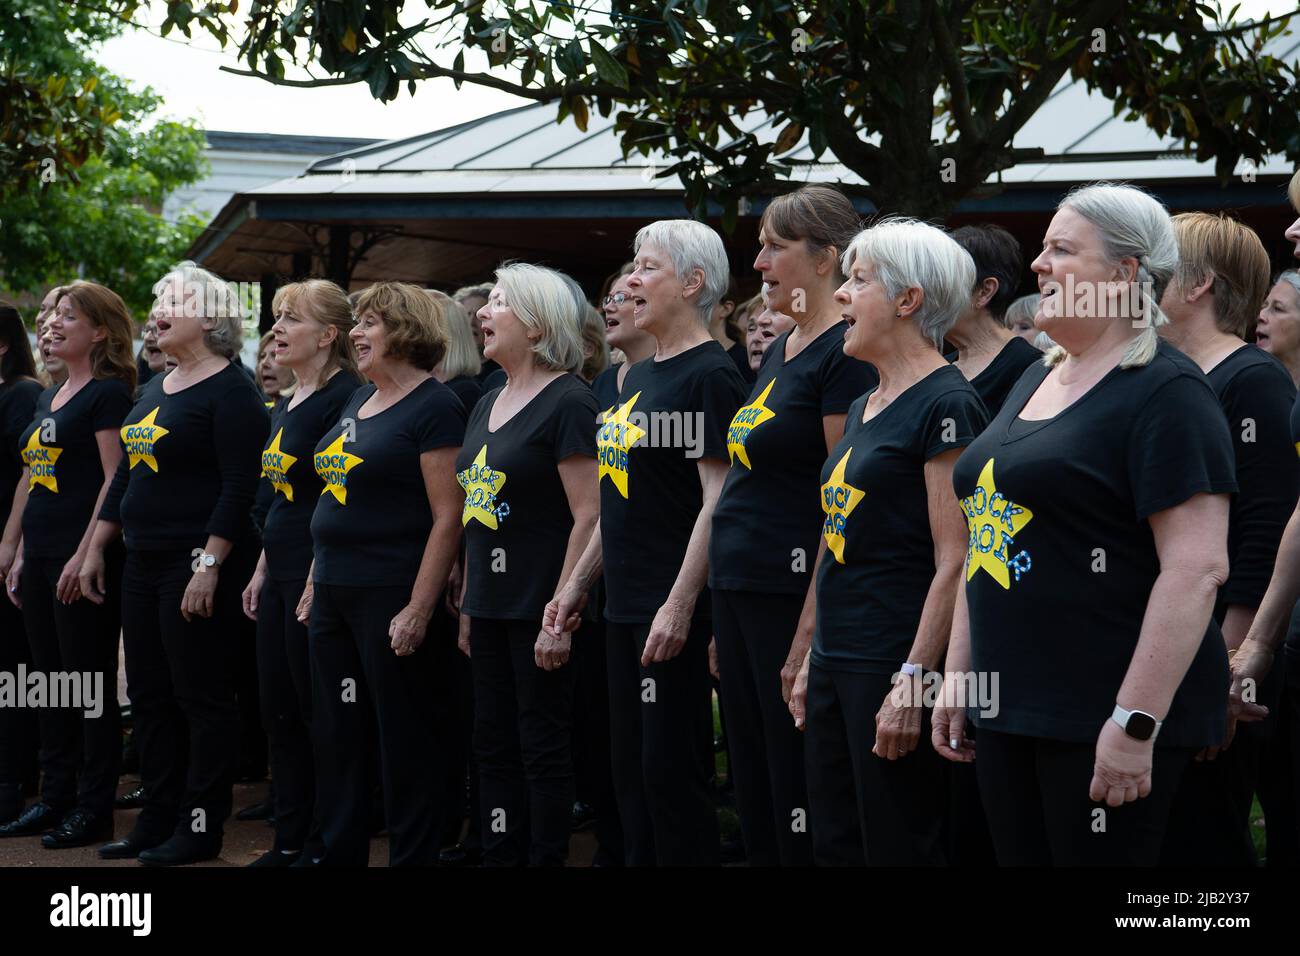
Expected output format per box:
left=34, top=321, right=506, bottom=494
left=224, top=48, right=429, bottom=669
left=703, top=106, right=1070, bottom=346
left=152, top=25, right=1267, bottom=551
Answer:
left=930, top=0, right=976, bottom=140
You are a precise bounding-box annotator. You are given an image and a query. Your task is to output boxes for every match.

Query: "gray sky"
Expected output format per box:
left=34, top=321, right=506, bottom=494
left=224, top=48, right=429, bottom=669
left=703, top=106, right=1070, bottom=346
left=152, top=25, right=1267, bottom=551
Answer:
left=96, top=1, right=1289, bottom=140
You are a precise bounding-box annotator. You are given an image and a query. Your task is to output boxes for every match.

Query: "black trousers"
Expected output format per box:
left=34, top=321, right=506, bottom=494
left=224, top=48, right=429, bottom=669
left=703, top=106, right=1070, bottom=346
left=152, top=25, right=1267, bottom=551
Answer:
left=571, top=613, right=623, bottom=865
left=606, top=619, right=719, bottom=866
left=804, top=663, right=948, bottom=865
left=309, top=582, right=447, bottom=867
left=121, top=544, right=255, bottom=844
left=20, top=545, right=123, bottom=816
left=256, top=576, right=315, bottom=851
left=0, top=581, right=38, bottom=794
left=711, top=589, right=811, bottom=866
left=1273, top=650, right=1300, bottom=865
left=975, top=726, right=1192, bottom=865
left=470, top=616, right=576, bottom=866
left=1160, top=713, right=1264, bottom=867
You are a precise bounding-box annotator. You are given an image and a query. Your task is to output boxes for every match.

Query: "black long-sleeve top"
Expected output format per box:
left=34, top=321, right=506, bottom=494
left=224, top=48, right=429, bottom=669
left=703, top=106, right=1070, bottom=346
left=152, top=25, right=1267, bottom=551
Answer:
left=100, top=364, right=270, bottom=549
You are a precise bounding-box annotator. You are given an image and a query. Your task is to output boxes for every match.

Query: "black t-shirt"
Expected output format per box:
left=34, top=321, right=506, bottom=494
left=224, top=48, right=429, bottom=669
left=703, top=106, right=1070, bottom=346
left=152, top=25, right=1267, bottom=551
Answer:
left=599, top=341, right=746, bottom=623
left=953, top=341, right=1237, bottom=747
left=727, top=341, right=757, bottom=384
left=455, top=375, right=597, bottom=621
left=310, top=377, right=466, bottom=587
left=445, top=375, right=483, bottom=417
left=20, top=378, right=133, bottom=560
left=261, top=372, right=361, bottom=582
left=710, top=323, right=877, bottom=595
left=967, top=336, right=1041, bottom=417
left=1, top=379, right=43, bottom=531
left=813, top=365, right=986, bottom=674
left=480, top=367, right=507, bottom=394
left=1205, top=345, right=1297, bottom=613
left=476, top=359, right=502, bottom=386
left=100, top=365, right=270, bottom=550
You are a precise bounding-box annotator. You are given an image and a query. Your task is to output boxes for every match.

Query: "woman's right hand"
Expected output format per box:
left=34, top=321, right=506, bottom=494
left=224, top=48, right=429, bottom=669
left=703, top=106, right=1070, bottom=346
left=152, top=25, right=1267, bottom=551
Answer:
left=789, top=650, right=811, bottom=730
left=543, top=584, right=587, bottom=639
left=1229, top=637, right=1274, bottom=726
left=242, top=565, right=266, bottom=621
left=4, top=553, right=22, bottom=609
left=457, top=611, right=471, bottom=657
left=931, top=685, right=974, bottom=763
left=78, top=547, right=107, bottom=605
left=295, top=578, right=314, bottom=624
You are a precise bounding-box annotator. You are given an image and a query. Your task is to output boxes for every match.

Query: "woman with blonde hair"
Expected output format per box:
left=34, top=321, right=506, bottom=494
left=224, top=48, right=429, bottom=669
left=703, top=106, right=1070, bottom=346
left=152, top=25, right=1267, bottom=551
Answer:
left=934, top=184, right=1236, bottom=865
left=83, top=262, right=270, bottom=865
left=240, top=279, right=363, bottom=866
left=427, top=289, right=483, bottom=414
left=0, top=282, right=135, bottom=848
left=455, top=263, right=599, bottom=865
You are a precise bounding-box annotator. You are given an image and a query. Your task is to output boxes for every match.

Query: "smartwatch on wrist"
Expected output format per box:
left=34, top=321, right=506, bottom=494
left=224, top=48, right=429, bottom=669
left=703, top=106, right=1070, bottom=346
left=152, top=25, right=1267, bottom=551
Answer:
left=1111, top=704, right=1161, bottom=742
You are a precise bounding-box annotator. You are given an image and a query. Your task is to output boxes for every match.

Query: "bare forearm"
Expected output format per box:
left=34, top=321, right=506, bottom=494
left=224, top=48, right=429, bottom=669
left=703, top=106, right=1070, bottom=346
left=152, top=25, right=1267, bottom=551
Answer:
left=410, top=519, right=462, bottom=614
left=562, top=525, right=604, bottom=594
left=1243, top=506, right=1300, bottom=651
left=1119, top=567, right=1223, bottom=717
left=553, top=514, right=598, bottom=600
left=792, top=537, right=830, bottom=656
left=906, top=559, right=963, bottom=670
left=665, top=494, right=719, bottom=609
left=1220, top=604, right=1254, bottom=653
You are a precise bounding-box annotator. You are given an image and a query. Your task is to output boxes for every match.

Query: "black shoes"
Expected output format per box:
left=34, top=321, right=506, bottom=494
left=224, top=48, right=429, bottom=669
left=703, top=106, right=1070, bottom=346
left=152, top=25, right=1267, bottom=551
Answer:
left=571, top=801, right=597, bottom=832
left=114, top=785, right=147, bottom=810
left=235, top=799, right=275, bottom=822
left=138, top=832, right=222, bottom=867
left=0, top=802, right=65, bottom=838
left=248, top=848, right=301, bottom=868
left=42, top=810, right=114, bottom=849
left=99, top=830, right=168, bottom=860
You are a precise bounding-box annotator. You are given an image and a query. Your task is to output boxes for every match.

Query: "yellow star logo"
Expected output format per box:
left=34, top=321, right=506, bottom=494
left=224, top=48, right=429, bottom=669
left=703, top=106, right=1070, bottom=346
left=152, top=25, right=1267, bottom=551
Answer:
left=727, top=377, right=778, bottom=469
left=961, top=458, right=1034, bottom=589
left=597, top=391, right=646, bottom=499
left=22, top=429, right=62, bottom=493
left=121, top=407, right=169, bottom=472
left=313, top=433, right=364, bottom=505
left=820, top=448, right=865, bottom=564
left=262, top=427, right=298, bottom=502
left=456, top=444, right=508, bottom=529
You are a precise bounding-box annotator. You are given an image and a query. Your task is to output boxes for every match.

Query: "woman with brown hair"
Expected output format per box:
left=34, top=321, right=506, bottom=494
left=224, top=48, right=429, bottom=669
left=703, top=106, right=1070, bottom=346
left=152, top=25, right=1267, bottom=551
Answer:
left=304, top=281, right=466, bottom=866
left=0, top=282, right=135, bottom=848
left=709, top=185, right=876, bottom=865
left=240, top=279, right=363, bottom=866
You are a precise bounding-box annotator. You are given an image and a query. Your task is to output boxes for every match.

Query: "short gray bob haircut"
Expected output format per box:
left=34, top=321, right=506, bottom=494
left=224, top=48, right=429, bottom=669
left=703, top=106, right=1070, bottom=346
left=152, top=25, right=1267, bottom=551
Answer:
left=153, top=260, right=246, bottom=359
left=633, top=219, right=730, bottom=324
left=493, top=263, right=585, bottom=373
left=841, top=218, right=976, bottom=348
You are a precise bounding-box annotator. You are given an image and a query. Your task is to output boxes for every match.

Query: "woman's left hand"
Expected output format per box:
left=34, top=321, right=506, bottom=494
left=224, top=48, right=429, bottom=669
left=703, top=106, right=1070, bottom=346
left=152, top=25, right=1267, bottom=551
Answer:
left=56, top=552, right=85, bottom=604
left=1089, top=718, right=1154, bottom=806
left=873, top=677, right=922, bottom=760
left=180, top=568, right=219, bottom=621
left=389, top=603, right=431, bottom=657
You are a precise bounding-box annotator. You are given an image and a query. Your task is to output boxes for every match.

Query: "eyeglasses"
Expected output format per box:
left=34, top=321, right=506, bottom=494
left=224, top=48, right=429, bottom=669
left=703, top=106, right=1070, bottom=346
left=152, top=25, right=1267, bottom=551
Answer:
left=602, top=292, right=630, bottom=307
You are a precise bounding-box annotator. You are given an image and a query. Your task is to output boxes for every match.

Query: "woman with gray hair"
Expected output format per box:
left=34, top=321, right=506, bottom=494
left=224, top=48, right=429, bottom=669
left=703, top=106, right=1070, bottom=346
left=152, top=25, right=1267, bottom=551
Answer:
left=81, top=261, right=270, bottom=865
left=934, top=183, right=1236, bottom=865
left=786, top=218, right=986, bottom=865
left=1254, top=270, right=1300, bottom=385
left=546, top=219, right=748, bottom=865
left=454, top=263, right=599, bottom=865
